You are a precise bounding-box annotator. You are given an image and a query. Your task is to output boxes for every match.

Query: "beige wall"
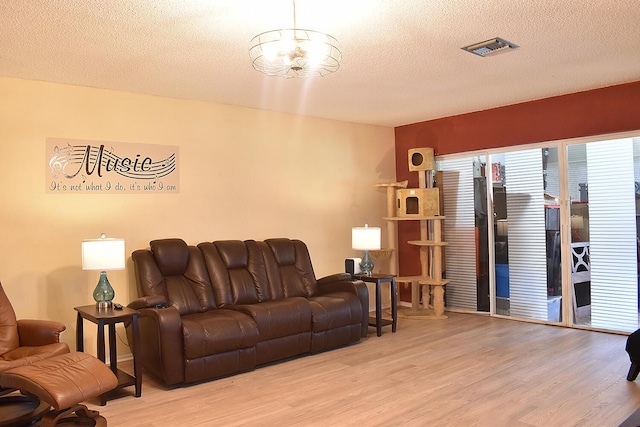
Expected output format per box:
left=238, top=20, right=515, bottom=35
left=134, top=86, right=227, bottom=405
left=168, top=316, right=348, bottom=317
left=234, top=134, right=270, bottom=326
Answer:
left=0, top=77, right=395, bottom=354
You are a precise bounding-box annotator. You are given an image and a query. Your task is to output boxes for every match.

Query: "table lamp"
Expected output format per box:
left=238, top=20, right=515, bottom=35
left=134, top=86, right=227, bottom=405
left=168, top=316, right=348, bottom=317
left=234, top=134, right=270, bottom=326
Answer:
left=352, top=224, right=381, bottom=276
left=82, top=233, right=125, bottom=309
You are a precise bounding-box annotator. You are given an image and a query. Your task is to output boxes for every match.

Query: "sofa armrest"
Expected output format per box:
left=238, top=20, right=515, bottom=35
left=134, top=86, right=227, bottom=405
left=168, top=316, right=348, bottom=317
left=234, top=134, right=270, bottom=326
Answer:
left=127, top=295, right=168, bottom=310
left=126, top=305, right=185, bottom=385
left=316, top=273, right=351, bottom=286
left=316, top=277, right=369, bottom=338
left=17, top=319, right=66, bottom=346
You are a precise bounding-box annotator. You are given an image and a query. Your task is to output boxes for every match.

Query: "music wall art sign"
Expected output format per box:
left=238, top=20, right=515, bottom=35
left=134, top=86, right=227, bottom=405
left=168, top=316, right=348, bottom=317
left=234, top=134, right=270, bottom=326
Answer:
left=46, top=137, right=179, bottom=194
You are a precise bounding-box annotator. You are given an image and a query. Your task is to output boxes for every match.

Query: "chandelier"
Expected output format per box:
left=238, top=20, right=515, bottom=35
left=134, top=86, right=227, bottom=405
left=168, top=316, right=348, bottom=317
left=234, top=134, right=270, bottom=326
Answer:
left=249, top=1, right=341, bottom=78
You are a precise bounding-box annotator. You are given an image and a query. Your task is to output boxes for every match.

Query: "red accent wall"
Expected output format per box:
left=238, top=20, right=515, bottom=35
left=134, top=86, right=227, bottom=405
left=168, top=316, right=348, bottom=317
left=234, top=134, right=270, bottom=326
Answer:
left=393, top=80, right=640, bottom=299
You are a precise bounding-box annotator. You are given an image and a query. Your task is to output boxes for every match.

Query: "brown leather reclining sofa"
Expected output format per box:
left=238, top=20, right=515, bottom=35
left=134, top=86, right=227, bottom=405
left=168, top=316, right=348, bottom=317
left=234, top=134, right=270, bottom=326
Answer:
left=129, top=238, right=369, bottom=386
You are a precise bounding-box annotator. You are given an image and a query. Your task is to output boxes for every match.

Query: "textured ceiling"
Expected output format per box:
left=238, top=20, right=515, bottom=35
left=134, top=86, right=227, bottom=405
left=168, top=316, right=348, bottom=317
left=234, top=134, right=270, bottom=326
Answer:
left=1, top=0, right=639, bottom=127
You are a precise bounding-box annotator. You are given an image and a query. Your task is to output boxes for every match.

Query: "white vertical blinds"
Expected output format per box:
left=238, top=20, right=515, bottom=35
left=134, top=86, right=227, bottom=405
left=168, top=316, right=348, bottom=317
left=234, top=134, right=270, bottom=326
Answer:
left=440, top=157, right=478, bottom=310
left=585, top=139, right=638, bottom=332
left=504, top=149, right=549, bottom=320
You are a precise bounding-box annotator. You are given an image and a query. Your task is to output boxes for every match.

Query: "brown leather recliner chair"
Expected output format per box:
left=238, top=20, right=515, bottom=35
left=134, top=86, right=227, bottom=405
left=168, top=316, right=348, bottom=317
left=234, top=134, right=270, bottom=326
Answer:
left=0, top=281, right=70, bottom=395
left=0, top=281, right=119, bottom=426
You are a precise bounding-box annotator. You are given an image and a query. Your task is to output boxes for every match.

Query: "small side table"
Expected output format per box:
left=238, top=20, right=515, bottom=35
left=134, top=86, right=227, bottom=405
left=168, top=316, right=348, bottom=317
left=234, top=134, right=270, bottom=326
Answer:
left=353, top=274, right=397, bottom=336
left=74, top=305, right=141, bottom=405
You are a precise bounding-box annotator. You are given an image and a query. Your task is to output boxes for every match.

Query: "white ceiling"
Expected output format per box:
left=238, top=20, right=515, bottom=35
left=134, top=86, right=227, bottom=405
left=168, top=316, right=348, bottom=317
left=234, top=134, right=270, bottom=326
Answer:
left=1, top=0, right=639, bottom=127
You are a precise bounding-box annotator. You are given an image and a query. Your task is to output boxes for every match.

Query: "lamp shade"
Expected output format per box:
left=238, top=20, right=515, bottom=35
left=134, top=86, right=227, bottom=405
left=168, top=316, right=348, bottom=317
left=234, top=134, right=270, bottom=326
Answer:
left=82, top=237, right=125, bottom=271
left=352, top=225, right=381, bottom=251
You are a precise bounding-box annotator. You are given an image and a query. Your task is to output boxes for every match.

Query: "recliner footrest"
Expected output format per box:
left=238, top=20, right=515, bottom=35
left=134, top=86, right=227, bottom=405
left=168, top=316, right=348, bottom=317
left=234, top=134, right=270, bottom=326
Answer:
left=0, top=351, right=118, bottom=410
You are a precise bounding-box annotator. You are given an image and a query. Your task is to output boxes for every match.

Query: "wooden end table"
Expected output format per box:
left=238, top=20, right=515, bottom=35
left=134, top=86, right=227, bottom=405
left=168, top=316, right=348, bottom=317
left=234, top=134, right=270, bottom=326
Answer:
left=352, top=274, right=397, bottom=336
left=74, top=304, right=141, bottom=405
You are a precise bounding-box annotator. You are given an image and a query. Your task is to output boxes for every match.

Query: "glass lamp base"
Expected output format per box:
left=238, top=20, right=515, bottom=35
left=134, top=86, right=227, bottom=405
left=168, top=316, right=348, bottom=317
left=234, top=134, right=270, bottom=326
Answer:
left=93, top=271, right=115, bottom=309
left=359, top=250, right=375, bottom=276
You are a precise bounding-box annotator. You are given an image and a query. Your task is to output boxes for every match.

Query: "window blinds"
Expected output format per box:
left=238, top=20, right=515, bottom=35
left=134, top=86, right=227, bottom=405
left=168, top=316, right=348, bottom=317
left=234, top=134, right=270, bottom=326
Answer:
left=440, top=157, right=478, bottom=311
left=585, top=138, right=637, bottom=332
left=504, top=149, right=549, bottom=320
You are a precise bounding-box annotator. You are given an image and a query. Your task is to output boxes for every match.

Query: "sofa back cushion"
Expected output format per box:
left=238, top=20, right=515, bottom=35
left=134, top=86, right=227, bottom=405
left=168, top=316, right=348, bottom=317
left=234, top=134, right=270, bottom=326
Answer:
left=264, top=238, right=318, bottom=298
left=132, top=239, right=217, bottom=315
left=199, top=240, right=270, bottom=306
left=0, top=282, right=19, bottom=356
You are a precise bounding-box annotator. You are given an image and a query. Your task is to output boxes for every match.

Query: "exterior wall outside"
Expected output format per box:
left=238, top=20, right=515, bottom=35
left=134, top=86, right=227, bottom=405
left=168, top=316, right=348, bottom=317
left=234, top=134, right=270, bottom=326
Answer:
left=0, top=76, right=395, bottom=353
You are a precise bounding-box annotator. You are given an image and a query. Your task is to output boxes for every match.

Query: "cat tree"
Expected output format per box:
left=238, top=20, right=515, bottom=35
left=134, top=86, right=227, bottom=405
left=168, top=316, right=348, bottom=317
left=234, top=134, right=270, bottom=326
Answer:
left=376, top=147, right=449, bottom=319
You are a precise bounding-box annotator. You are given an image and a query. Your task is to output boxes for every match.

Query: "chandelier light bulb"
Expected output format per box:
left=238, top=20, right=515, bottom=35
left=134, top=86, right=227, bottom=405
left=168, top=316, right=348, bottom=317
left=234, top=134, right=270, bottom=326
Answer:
left=305, top=40, right=326, bottom=64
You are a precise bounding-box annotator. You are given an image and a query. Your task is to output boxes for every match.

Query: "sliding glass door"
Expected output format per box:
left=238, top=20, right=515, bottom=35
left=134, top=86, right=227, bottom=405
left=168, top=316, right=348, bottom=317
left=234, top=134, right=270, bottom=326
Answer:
left=491, top=147, right=560, bottom=322
left=566, top=138, right=638, bottom=332
left=438, top=134, right=640, bottom=333
left=439, top=155, right=489, bottom=312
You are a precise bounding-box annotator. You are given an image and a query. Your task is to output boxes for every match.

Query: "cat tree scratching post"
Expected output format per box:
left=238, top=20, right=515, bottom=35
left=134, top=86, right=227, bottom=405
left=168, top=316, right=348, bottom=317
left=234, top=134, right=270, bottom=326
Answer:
left=378, top=147, right=449, bottom=320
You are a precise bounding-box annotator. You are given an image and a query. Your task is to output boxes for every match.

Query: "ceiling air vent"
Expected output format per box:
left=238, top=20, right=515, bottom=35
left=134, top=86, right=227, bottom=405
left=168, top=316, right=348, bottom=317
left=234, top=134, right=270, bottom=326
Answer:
left=462, top=37, right=519, bottom=57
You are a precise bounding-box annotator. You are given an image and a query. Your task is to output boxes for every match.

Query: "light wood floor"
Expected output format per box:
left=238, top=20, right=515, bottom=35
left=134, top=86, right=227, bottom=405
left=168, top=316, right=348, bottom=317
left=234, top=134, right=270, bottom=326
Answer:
left=91, top=312, right=640, bottom=427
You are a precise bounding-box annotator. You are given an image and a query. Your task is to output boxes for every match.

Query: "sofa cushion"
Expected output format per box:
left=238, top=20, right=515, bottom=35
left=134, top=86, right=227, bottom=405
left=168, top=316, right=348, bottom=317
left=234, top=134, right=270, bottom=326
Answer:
left=234, top=297, right=312, bottom=341
left=200, top=240, right=272, bottom=306
left=264, top=239, right=318, bottom=298
left=137, top=239, right=217, bottom=315
left=150, top=238, right=190, bottom=277
left=182, top=310, right=258, bottom=360
left=308, top=292, right=363, bottom=332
